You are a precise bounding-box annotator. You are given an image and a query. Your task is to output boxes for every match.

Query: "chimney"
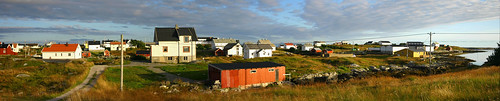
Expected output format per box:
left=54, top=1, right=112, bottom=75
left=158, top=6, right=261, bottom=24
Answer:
left=65, top=42, right=68, bottom=46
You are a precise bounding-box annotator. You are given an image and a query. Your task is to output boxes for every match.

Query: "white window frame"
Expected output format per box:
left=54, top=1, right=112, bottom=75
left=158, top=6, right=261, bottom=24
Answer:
left=250, top=70, right=257, bottom=73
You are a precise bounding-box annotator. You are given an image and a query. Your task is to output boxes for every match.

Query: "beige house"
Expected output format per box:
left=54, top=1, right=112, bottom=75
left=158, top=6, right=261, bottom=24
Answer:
left=150, top=25, right=198, bottom=63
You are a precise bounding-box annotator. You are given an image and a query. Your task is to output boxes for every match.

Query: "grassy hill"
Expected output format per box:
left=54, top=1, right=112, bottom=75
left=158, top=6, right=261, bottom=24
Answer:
left=68, top=66, right=499, bottom=100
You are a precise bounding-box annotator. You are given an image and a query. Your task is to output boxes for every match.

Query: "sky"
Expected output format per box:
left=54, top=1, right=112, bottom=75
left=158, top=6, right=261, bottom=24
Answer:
left=0, top=0, right=499, bottom=47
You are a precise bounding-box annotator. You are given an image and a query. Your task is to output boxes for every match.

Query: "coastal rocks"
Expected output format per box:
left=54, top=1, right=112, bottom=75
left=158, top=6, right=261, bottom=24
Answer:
left=294, top=72, right=338, bottom=84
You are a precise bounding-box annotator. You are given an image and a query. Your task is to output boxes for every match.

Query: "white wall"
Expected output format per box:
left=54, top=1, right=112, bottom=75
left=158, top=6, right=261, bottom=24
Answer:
left=151, top=36, right=196, bottom=59
left=89, top=45, right=105, bottom=51
left=301, top=46, right=314, bottom=51
left=244, top=48, right=272, bottom=59
left=110, top=44, right=129, bottom=51
left=226, top=44, right=242, bottom=56
left=285, top=45, right=296, bottom=49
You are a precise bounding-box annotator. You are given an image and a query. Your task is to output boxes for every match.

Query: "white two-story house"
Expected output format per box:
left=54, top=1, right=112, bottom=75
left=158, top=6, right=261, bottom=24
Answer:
left=243, top=44, right=273, bottom=59
left=150, top=25, right=197, bottom=63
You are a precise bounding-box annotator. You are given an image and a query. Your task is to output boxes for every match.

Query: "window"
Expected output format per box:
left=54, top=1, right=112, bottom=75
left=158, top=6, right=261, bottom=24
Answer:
left=269, top=69, right=275, bottom=72
left=250, top=70, right=257, bottom=73
left=163, top=46, right=168, bottom=52
left=55, top=53, right=57, bottom=56
left=61, top=53, right=63, bottom=56
left=168, top=57, right=172, bottom=60
left=183, top=46, right=190, bottom=52
left=68, top=53, right=71, bottom=56
left=184, top=36, right=189, bottom=43
left=184, top=57, right=188, bottom=60
left=2, top=50, right=5, bottom=53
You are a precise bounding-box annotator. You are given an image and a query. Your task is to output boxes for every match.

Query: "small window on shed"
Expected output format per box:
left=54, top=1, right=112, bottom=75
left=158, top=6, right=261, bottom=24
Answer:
left=250, top=70, right=257, bottom=73
left=268, top=69, right=274, bottom=72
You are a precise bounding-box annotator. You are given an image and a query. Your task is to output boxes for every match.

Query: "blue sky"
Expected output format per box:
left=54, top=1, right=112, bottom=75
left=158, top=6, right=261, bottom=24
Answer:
left=0, top=0, right=499, bottom=47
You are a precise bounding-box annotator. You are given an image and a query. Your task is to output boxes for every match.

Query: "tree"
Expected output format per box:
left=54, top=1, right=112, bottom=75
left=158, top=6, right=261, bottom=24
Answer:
left=484, top=43, right=500, bottom=66
left=130, top=40, right=145, bottom=49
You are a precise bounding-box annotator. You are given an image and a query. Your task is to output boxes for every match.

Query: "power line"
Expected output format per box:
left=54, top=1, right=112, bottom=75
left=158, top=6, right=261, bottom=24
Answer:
left=435, top=33, right=499, bottom=34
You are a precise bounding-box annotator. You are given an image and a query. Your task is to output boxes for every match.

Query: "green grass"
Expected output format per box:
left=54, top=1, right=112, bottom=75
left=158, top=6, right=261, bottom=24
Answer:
left=103, top=66, right=164, bottom=89
left=156, top=63, right=209, bottom=81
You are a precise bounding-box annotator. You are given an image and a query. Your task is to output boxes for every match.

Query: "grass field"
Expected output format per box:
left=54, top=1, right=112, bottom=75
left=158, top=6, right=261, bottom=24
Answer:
left=68, top=66, right=500, bottom=100
left=102, top=66, right=165, bottom=89
left=156, top=63, right=209, bottom=81
left=0, top=56, right=93, bottom=100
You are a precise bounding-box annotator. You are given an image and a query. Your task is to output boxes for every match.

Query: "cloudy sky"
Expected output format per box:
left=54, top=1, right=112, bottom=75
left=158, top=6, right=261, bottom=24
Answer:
left=0, top=0, right=499, bottom=47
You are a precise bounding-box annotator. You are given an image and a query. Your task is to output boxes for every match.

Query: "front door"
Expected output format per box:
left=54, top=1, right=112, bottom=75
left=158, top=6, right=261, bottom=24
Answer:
left=275, top=69, right=279, bottom=82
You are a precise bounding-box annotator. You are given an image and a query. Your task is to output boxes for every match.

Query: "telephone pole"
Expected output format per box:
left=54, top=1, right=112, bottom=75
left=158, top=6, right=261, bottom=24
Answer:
left=428, top=32, right=435, bottom=65
left=120, top=34, right=124, bottom=91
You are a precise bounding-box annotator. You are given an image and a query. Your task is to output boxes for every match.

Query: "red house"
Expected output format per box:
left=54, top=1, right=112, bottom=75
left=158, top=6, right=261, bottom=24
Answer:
left=311, top=48, right=322, bottom=53
left=208, top=62, right=286, bottom=88
left=323, top=49, right=333, bottom=54
left=0, top=43, right=18, bottom=55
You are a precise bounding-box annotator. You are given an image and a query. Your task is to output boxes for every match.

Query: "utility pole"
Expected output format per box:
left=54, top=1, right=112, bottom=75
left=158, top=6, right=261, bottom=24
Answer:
left=428, top=32, right=435, bottom=65
left=120, top=34, right=124, bottom=91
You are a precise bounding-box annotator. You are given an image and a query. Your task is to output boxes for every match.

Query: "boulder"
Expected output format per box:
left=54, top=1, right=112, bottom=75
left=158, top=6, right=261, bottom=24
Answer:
left=350, top=64, right=360, bottom=67
left=16, top=74, right=30, bottom=78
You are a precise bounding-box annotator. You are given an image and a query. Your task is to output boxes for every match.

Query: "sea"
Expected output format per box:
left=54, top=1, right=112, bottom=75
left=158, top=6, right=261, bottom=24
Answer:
left=459, top=50, right=495, bottom=66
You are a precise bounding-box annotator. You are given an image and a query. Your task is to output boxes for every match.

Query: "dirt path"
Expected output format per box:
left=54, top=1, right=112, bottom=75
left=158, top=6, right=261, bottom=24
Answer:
left=48, top=65, right=108, bottom=101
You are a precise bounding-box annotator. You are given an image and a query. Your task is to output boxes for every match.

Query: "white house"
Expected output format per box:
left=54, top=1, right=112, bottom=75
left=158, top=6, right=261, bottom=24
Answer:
left=379, top=41, right=392, bottom=45
left=196, top=37, right=217, bottom=45
left=380, top=45, right=408, bottom=54
left=301, top=43, right=314, bottom=51
left=223, top=43, right=242, bottom=56
left=41, top=44, right=82, bottom=59
left=150, top=25, right=197, bottom=63
left=211, top=39, right=238, bottom=50
left=284, top=43, right=296, bottom=49
left=257, top=39, right=276, bottom=51
left=11, top=43, right=21, bottom=53
left=110, top=42, right=129, bottom=51
left=313, top=41, right=326, bottom=47
left=87, top=41, right=105, bottom=51
left=101, top=40, right=114, bottom=48
left=407, top=41, right=434, bottom=52
left=244, top=44, right=273, bottom=59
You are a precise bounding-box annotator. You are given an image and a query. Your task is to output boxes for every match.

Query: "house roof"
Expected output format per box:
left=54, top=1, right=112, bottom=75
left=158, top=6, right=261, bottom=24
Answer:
left=257, top=40, right=276, bottom=47
left=110, top=42, right=126, bottom=45
left=154, top=27, right=198, bottom=42
left=213, top=39, right=237, bottom=43
left=245, top=44, right=273, bottom=49
left=303, top=43, right=313, bottom=47
left=284, top=43, right=294, bottom=45
left=223, top=43, right=240, bottom=50
left=42, top=44, right=79, bottom=52
left=88, top=41, right=101, bottom=45
left=0, top=44, right=10, bottom=48
left=209, top=62, right=285, bottom=70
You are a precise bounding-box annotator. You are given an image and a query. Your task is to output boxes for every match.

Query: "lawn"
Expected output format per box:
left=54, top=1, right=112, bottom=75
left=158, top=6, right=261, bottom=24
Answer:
left=102, top=66, right=164, bottom=89
left=156, top=63, right=209, bottom=81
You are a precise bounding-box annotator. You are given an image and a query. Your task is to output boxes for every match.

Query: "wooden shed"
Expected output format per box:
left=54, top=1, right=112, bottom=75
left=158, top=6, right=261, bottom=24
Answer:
left=208, top=62, right=286, bottom=88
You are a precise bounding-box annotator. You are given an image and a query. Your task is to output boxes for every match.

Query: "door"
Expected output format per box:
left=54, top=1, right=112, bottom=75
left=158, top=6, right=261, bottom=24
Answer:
left=275, top=69, right=279, bottom=82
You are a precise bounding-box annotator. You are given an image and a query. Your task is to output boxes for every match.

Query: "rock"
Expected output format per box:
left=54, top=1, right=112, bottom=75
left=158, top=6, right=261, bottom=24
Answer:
left=214, top=80, right=221, bottom=85
left=369, top=66, right=379, bottom=71
left=380, top=66, right=390, bottom=71
left=23, top=63, right=28, bottom=66
left=160, top=85, right=168, bottom=89
left=18, top=92, right=23, bottom=95
left=16, top=74, right=30, bottom=78
left=350, top=64, right=360, bottom=67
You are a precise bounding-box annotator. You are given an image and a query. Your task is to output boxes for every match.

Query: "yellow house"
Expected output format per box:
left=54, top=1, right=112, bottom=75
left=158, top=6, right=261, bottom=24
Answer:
left=394, top=48, right=427, bottom=58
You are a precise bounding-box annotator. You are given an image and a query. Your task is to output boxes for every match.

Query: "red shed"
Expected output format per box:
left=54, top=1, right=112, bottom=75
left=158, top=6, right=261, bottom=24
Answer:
left=311, top=48, right=322, bottom=53
left=323, top=49, right=333, bottom=54
left=0, top=44, right=18, bottom=55
left=208, top=62, right=286, bottom=88
left=82, top=52, right=92, bottom=57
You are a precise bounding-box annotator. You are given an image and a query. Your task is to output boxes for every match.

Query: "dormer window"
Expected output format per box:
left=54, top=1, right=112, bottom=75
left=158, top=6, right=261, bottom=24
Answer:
left=184, top=36, right=189, bottom=43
